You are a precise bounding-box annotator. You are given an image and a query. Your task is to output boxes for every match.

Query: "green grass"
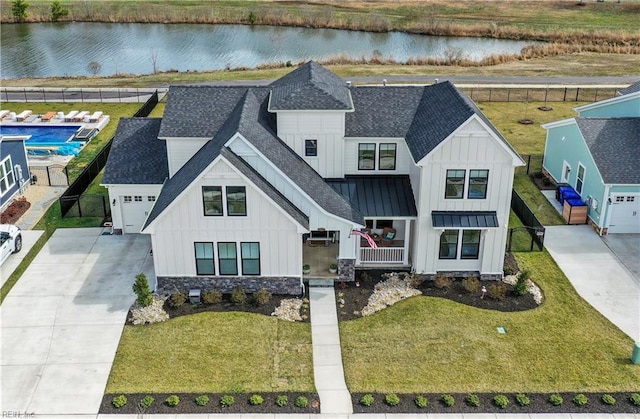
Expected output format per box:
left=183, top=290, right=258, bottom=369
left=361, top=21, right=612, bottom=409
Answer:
left=339, top=250, right=639, bottom=393
left=513, top=175, right=564, bottom=226
left=106, top=312, right=315, bottom=394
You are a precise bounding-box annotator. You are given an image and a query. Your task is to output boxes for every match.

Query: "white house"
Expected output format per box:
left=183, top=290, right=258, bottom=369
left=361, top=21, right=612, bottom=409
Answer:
left=102, top=62, right=524, bottom=295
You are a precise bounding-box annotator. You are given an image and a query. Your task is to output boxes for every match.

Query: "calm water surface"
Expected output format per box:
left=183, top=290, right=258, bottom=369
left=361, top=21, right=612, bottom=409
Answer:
left=1, top=23, right=536, bottom=78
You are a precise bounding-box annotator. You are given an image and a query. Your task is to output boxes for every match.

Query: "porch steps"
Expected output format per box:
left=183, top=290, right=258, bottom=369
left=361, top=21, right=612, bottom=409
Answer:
left=308, top=278, right=335, bottom=287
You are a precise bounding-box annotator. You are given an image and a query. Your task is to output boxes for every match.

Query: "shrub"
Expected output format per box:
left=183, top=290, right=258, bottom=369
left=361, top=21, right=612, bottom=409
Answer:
left=50, top=0, right=69, bottom=22
left=441, top=394, right=455, bottom=407
left=165, top=395, right=180, bottom=407
left=140, top=395, right=155, bottom=408
left=132, top=273, right=153, bottom=307
left=630, top=393, right=640, bottom=406
left=248, top=11, right=256, bottom=24
left=514, top=269, right=530, bottom=296
left=295, top=396, right=308, bottom=408
left=249, top=394, right=264, bottom=405
left=253, top=288, right=272, bottom=306
left=466, top=393, right=480, bottom=407
left=434, top=274, right=453, bottom=290
left=385, top=393, right=400, bottom=406
left=112, top=394, right=127, bottom=408
left=549, top=394, right=563, bottom=406
left=195, top=395, right=209, bottom=406
left=494, top=394, right=509, bottom=409
left=516, top=393, right=530, bottom=406
left=573, top=393, right=588, bottom=406
left=275, top=394, right=288, bottom=407
left=168, top=292, right=187, bottom=308
left=487, top=283, right=507, bottom=300
left=231, top=287, right=247, bottom=305
left=220, top=395, right=234, bottom=407
left=601, top=394, right=616, bottom=405
left=202, top=290, right=222, bottom=304
left=415, top=395, right=428, bottom=408
left=360, top=394, right=374, bottom=406
left=462, top=277, right=480, bottom=293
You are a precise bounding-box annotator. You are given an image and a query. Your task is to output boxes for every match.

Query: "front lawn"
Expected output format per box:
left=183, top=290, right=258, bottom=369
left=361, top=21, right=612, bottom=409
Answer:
left=106, top=312, right=314, bottom=394
left=339, top=251, right=639, bottom=393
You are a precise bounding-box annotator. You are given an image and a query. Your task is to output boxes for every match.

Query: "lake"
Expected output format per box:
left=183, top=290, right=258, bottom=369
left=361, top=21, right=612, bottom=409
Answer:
left=0, top=23, right=535, bottom=79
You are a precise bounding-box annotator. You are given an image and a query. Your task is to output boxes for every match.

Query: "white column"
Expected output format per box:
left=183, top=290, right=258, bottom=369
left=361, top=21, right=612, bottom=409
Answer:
left=403, top=219, right=411, bottom=265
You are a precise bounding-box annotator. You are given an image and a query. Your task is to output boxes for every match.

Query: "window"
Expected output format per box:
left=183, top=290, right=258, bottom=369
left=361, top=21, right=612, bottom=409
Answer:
left=241, top=242, right=260, bottom=275
left=468, top=170, right=489, bottom=199
left=148, top=196, right=156, bottom=202
left=134, top=196, right=143, bottom=202
left=616, top=196, right=624, bottom=202
left=576, top=164, right=585, bottom=195
left=439, top=230, right=458, bottom=259
left=194, top=242, right=215, bottom=275
left=203, top=186, right=223, bottom=216
left=461, top=230, right=481, bottom=259
left=628, top=196, right=635, bottom=202
left=304, top=139, right=317, bottom=157
left=445, top=170, right=465, bottom=199
left=123, top=196, right=132, bottom=203
left=378, top=143, right=397, bottom=170
left=0, top=156, right=15, bottom=197
left=218, top=242, right=238, bottom=275
left=226, top=186, right=246, bottom=216
left=358, top=144, right=376, bottom=170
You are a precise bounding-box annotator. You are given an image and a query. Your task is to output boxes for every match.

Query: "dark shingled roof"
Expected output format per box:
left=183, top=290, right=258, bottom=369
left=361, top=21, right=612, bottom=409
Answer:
left=576, top=118, right=640, bottom=184
left=327, top=176, right=417, bottom=217
left=102, top=118, right=167, bottom=185
left=619, top=81, right=640, bottom=96
left=432, top=211, right=499, bottom=228
left=269, top=61, right=353, bottom=111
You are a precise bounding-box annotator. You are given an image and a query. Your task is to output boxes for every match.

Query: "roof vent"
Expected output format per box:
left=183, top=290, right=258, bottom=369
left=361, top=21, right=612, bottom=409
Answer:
left=346, top=80, right=352, bottom=88
left=434, top=78, right=439, bottom=84
left=382, top=79, right=387, bottom=87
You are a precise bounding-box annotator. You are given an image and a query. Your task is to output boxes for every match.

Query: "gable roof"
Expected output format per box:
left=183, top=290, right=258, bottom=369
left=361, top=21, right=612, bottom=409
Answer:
left=102, top=118, right=167, bottom=185
left=619, top=81, right=640, bottom=96
left=575, top=117, right=640, bottom=184
left=269, top=61, right=354, bottom=111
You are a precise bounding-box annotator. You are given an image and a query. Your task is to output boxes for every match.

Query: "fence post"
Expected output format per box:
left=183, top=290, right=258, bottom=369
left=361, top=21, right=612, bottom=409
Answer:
left=575, top=88, right=580, bottom=102
left=563, top=87, right=567, bottom=102
left=64, top=166, right=69, bottom=185
left=507, top=89, right=510, bottom=102
left=527, top=155, right=532, bottom=175
left=46, top=166, right=52, bottom=186
left=594, top=89, right=598, bottom=102
left=77, top=197, right=82, bottom=218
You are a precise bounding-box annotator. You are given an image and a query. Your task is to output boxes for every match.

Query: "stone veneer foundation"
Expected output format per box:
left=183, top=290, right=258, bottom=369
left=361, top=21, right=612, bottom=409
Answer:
left=418, top=271, right=503, bottom=281
left=156, top=276, right=303, bottom=296
left=338, top=258, right=356, bottom=282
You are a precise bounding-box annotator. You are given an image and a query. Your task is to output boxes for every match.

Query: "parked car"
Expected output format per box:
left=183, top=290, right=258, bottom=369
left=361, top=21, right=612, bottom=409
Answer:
left=0, top=224, right=22, bottom=266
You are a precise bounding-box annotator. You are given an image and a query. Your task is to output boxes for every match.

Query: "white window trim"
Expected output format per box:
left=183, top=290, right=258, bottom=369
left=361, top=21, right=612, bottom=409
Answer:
left=575, top=163, right=586, bottom=195
left=561, top=161, right=571, bottom=183
left=0, top=156, right=16, bottom=198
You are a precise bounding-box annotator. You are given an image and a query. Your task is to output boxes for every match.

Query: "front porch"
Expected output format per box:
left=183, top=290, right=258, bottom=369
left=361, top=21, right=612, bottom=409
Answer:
left=303, top=241, right=339, bottom=278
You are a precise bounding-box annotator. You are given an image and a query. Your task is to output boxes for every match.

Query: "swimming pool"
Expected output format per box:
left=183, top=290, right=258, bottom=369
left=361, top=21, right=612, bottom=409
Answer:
left=0, top=125, right=81, bottom=144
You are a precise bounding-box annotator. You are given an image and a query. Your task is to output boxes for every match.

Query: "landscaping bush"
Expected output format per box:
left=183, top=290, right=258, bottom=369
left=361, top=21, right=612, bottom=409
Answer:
left=487, top=283, right=507, bottom=300
left=140, top=395, right=155, bottom=408
left=573, top=393, right=588, bottom=406
left=462, top=277, right=480, bottom=293
left=231, top=287, right=247, bottom=305
left=434, top=274, right=453, bottom=290
left=168, top=292, right=187, bottom=308
left=415, top=395, right=428, bottom=408
left=295, top=395, right=308, bottom=408
left=253, top=288, right=272, bottom=306
left=275, top=394, right=288, bottom=407
left=514, top=269, right=530, bottom=296
left=630, top=393, right=640, bottom=406
left=220, top=395, right=234, bottom=407
left=202, top=290, right=222, bottom=304
left=385, top=393, right=400, bottom=406
left=601, top=394, right=616, bottom=405
left=441, top=394, right=455, bottom=407
left=112, top=394, right=127, bottom=408
left=466, top=393, right=480, bottom=407
left=195, top=395, right=209, bottom=406
left=516, top=393, right=531, bottom=406
left=549, top=394, right=563, bottom=406
left=493, top=394, right=509, bottom=409
left=360, top=394, right=374, bottom=406
left=132, top=273, right=153, bottom=307
left=249, top=394, right=264, bottom=405
left=165, top=395, right=180, bottom=407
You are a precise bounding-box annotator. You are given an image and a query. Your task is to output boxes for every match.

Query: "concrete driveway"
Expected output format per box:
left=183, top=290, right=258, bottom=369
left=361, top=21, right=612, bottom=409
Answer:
left=0, top=228, right=153, bottom=415
left=544, top=225, right=640, bottom=341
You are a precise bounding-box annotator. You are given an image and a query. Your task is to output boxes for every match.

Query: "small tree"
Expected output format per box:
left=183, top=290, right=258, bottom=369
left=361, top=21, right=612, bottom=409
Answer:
left=12, top=0, right=29, bottom=22
left=132, top=273, right=153, bottom=307
left=51, top=0, right=69, bottom=22
left=87, top=60, right=102, bottom=75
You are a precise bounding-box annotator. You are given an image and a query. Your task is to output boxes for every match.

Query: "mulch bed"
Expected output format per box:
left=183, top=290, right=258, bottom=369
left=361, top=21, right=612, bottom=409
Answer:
left=0, top=197, right=30, bottom=224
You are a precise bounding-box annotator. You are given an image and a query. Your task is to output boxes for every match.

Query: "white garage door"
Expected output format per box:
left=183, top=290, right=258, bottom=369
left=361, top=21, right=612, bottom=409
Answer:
left=608, top=194, right=640, bottom=234
left=121, top=195, right=155, bottom=234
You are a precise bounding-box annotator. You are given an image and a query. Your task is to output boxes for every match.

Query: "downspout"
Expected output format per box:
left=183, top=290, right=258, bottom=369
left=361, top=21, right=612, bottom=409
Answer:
left=600, top=184, right=611, bottom=237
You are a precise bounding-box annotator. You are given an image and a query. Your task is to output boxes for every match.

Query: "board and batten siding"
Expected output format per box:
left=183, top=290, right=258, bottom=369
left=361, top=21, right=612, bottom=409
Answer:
left=343, top=137, right=414, bottom=175
left=276, top=112, right=346, bottom=178
left=413, top=118, right=516, bottom=275
left=165, top=138, right=209, bottom=178
left=150, top=159, right=302, bottom=277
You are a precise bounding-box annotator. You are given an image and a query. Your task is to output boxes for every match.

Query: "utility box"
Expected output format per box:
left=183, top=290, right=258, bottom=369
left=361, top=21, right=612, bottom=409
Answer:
left=632, top=342, right=640, bottom=365
left=563, top=199, right=588, bottom=225
left=189, top=289, right=201, bottom=304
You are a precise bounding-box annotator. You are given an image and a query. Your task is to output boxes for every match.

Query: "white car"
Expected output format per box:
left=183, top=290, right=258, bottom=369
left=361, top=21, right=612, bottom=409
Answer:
left=0, top=224, right=22, bottom=266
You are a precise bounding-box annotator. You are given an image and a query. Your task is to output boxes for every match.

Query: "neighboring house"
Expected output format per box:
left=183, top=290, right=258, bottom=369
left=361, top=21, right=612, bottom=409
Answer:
left=542, top=83, right=640, bottom=234
left=0, top=136, right=30, bottom=211
left=103, top=62, right=524, bottom=295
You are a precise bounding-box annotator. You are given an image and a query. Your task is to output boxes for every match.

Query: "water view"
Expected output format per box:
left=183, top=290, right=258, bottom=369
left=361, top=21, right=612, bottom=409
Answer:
left=1, top=23, right=536, bottom=79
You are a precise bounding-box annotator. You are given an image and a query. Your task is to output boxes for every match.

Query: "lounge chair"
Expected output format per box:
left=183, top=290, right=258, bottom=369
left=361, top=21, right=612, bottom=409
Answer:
left=64, top=110, right=79, bottom=122
left=0, top=110, right=9, bottom=120
left=41, top=111, right=56, bottom=122
left=73, top=111, right=89, bottom=122
left=89, top=111, right=103, bottom=122
left=16, top=110, right=32, bottom=121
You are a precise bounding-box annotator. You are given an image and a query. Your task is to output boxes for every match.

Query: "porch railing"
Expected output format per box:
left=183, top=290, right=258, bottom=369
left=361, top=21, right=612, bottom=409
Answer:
left=360, top=247, right=405, bottom=264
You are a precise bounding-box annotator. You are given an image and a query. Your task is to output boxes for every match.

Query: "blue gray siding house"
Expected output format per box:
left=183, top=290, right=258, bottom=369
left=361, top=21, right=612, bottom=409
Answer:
left=0, top=136, right=30, bottom=211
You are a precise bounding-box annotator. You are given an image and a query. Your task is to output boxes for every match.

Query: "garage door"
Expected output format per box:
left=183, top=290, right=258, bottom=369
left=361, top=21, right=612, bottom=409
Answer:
left=608, top=195, right=640, bottom=234
left=121, top=195, right=155, bottom=234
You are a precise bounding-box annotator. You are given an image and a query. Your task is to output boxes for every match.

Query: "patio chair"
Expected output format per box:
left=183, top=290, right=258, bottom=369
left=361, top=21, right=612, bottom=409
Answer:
left=380, top=227, right=396, bottom=247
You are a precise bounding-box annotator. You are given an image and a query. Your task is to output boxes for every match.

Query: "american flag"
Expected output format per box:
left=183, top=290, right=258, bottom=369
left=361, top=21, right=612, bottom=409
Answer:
left=350, top=229, right=378, bottom=249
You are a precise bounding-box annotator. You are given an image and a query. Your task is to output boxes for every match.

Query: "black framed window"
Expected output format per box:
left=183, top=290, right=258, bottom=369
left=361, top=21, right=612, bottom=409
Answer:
left=379, top=143, right=397, bottom=170
left=445, top=170, right=465, bottom=199
left=358, top=143, right=376, bottom=170
left=461, top=230, right=481, bottom=259
left=226, top=186, right=246, bottom=216
left=218, top=242, right=238, bottom=275
left=439, top=230, right=458, bottom=259
left=194, top=242, right=215, bottom=275
left=305, top=139, right=317, bottom=157
left=203, top=186, right=223, bottom=216
left=376, top=220, right=393, bottom=229
left=241, top=242, right=260, bottom=275
left=468, top=170, right=489, bottom=199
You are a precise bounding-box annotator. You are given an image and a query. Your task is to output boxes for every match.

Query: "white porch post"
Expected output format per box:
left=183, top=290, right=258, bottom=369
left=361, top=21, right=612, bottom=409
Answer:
left=403, top=219, right=411, bottom=265
left=354, top=230, right=361, bottom=265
